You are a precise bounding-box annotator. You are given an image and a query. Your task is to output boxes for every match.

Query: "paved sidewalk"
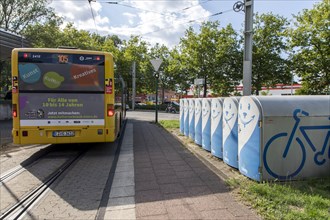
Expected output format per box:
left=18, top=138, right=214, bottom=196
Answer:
left=132, top=120, right=260, bottom=220
left=0, top=119, right=12, bottom=146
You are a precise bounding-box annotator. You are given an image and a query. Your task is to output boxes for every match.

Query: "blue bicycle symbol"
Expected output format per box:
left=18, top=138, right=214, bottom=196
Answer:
left=263, top=109, right=330, bottom=180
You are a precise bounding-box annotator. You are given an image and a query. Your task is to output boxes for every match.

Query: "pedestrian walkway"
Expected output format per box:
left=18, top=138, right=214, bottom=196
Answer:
left=131, top=120, right=260, bottom=219
left=0, top=119, right=12, bottom=146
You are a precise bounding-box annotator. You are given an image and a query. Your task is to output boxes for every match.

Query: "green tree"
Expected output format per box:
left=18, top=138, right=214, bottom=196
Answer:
left=288, top=0, right=330, bottom=95
left=167, top=47, right=191, bottom=97
left=252, top=13, right=291, bottom=95
left=150, top=43, right=173, bottom=103
left=212, top=24, right=242, bottom=96
left=0, top=0, right=55, bottom=33
left=175, top=22, right=242, bottom=97
left=0, top=61, right=11, bottom=94
left=0, top=0, right=56, bottom=92
left=23, top=18, right=63, bottom=48
left=23, top=21, right=105, bottom=50
left=179, top=22, right=220, bottom=97
left=115, top=36, right=151, bottom=103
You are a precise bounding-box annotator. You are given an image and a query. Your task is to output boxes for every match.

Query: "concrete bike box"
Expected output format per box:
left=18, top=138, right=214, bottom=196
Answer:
left=238, top=95, right=330, bottom=181
left=223, top=97, right=240, bottom=168
left=194, top=98, right=203, bottom=146
left=202, top=98, right=212, bottom=151
left=188, top=99, right=195, bottom=140
left=211, top=98, right=224, bottom=159
left=183, top=99, right=189, bottom=137
left=180, top=99, right=184, bottom=134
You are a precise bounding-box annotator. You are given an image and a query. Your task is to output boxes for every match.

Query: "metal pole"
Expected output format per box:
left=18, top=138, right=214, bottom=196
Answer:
left=243, top=0, right=254, bottom=96
left=132, top=61, right=136, bottom=110
left=155, top=75, right=159, bottom=123
left=291, top=72, right=294, bottom=95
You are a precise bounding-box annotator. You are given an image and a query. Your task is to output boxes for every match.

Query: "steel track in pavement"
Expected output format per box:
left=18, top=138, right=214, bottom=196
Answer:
left=0, top=148, right=87, bottom=220
left=0, top=144, right=52, bottom=185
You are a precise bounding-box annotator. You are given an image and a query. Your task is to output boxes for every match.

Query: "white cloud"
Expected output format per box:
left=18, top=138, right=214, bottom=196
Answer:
left=50, top=0, right=110, bottom=32
left=49, top=0, right=212, bottom=47
left=123, top=12, right=137, bottom=25
left=123, top=0, right=212, bottom=46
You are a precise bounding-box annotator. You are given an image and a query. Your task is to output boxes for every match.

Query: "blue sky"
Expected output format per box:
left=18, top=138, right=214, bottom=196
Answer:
left=49, top=0, right=321, bottom=47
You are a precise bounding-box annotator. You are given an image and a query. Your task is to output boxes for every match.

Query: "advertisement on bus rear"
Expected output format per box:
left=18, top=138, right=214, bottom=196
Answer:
left=19, top=93, right=105, bottom=126
left=18, top=52, right=105, bottom=92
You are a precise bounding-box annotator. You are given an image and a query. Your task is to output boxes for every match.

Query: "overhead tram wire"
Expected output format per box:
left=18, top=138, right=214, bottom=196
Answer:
left=104, top=1, right=167, bottom=16
left=181, top=0, right=212, bottom=11
left=141, top=8, right=233, bottom=36
left=103, top=0, right=214, bottom=29
left=88, top=0, right=99, bottom=35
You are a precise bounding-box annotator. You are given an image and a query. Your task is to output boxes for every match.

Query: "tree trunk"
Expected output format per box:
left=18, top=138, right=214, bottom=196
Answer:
left=203, top=75, right=207, bottom=97
left=162, top=86, right=165, bottom=103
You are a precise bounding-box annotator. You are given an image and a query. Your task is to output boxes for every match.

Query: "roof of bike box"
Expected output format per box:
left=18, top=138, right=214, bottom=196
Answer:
left=241, top=95, right=329, bottom=117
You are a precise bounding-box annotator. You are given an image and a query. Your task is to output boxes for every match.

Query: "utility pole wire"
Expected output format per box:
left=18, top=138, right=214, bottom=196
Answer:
left=88, top=0, right=99, bottom=35
left=103, top=0, right=214, bottom=29
left=141, top=8, right=232, bottom=36
left=106, top=1, right=167, bottom=15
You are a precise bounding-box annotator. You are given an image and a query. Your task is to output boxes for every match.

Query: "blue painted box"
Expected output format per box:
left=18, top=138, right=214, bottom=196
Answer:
left=202, top=98, right=212, bottom=151
left=238, top=95, right=330, bottom=181
left=194, top=98, right=203, bottom=146
left=211, top=98, right=223, bottom=159
left=223, top=97, right=240, bottom=168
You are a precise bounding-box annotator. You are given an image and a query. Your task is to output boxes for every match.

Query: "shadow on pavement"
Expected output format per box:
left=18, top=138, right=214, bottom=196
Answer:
left=131, top=120, right=256, bottom=219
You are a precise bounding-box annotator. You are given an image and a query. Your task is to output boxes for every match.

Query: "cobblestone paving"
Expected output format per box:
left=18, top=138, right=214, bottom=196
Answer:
left=133, top=120, right=260, bottom=220
left=0, top=158, right=67, bottom=215
left=1, top=115, right=261, bottom=219
left=0, top=144, right=50, bottom=174
left=25, top=143, right=117, bottom=220
left=104, top=123, right=136, bottom=219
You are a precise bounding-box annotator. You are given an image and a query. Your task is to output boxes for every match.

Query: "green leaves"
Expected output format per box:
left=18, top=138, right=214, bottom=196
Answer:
left=174, top=22, right=242, bottom=97
left=5, top=0, right=327, bottom=96
left=288, top=0, right=330, bottom=94
left=0, top=0, right=56, bottom=34
left=253, top=13, right=291, bottom=95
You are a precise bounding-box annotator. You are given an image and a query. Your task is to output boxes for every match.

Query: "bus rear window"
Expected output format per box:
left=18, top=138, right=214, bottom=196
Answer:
left=18, top=52, right=105, bottom=92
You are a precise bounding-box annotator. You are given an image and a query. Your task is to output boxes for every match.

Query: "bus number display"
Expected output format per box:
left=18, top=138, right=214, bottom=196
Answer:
left=58, top=55, right=69, bottom=63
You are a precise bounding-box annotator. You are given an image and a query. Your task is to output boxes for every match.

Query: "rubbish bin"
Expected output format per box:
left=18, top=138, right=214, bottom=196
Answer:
left=202, top=98, right=212, bottom=151
left=189, top=99, right=195, bottom=140
left=180, top=99, right=184, bottom=134
left=238, top=95, right=330, bottom=181
left=195, top=98, right=203, bottom=146
left=211, top=98, right=223, bottom=159
left=223, top=97, right=240, bottom=168
left=184, top=99, right=189, bottom=137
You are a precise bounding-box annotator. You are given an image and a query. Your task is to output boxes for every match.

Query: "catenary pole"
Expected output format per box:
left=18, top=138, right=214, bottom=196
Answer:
left=243, top=0, right=254, bottom=96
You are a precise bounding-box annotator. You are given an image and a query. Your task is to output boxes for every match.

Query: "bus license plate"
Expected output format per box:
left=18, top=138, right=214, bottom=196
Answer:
left=52, top=131, right=75, bottom=137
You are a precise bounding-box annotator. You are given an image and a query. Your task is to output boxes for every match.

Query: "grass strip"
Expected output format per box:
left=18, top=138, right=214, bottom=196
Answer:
left=159, top=119, right=330, bottom=220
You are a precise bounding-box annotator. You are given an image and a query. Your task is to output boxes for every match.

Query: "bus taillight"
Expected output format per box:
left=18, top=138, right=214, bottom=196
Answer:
left=13, top=104, right=17, bottom=117
left=107, top=104, right=114, bottom=117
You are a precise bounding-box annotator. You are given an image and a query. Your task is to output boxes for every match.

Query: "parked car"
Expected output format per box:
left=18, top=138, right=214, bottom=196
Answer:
left=163, top=101, right=180, bottom=112
left=164, top=101, right=179, bottom=107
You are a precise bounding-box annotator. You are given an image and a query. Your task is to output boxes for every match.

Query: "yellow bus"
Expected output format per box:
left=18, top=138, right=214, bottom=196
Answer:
left=11, top=48, right=125, bottom=144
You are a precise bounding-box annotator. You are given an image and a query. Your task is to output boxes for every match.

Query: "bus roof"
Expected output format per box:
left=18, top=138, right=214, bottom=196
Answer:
left=12, top=48, right=113, bottom=56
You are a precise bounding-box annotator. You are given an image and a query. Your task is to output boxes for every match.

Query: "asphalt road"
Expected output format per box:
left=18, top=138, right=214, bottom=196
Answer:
left=126, top=110, right=179, bottom=121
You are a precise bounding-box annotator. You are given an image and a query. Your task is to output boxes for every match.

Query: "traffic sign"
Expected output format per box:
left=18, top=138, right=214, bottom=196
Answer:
left=194, top=78, right=205, bottom=85
left=150, top=58, right=162, bottom=71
